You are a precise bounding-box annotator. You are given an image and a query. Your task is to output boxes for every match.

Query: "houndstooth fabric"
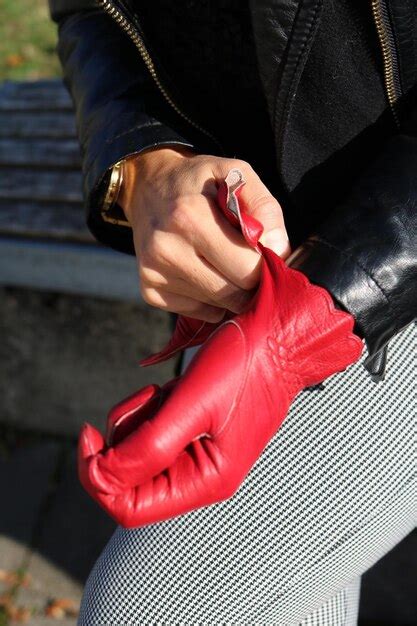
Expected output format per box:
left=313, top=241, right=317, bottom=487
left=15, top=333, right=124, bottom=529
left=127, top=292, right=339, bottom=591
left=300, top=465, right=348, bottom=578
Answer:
left=298, top=578, right=360, bottom=626
left=78, top=323, right=416, bottom=625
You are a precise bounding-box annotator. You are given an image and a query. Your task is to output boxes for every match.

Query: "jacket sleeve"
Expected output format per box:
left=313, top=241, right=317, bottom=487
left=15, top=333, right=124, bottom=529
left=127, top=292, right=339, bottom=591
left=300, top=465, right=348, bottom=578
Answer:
left=48, top=0, right=213, bottom=254
left=288, top=132, right=417, bottom=381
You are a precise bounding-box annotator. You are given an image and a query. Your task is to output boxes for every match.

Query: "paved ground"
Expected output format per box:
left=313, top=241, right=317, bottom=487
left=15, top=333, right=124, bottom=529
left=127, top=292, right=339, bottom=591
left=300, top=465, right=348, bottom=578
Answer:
left=0, top=430, right=415, bottom=625
left=0, top=432, right=116, bottom=625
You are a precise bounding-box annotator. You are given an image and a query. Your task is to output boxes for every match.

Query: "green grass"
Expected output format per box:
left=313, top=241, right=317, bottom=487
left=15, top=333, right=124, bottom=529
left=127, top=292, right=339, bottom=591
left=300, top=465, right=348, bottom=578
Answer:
left=0, top=0, right=61, bottom=81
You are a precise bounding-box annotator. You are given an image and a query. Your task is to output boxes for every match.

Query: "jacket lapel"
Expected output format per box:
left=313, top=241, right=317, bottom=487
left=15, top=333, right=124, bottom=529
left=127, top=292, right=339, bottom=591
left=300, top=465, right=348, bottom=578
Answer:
left=248, top=0, right=300, bottom=123
left=249, top=0, right=323, bottom=185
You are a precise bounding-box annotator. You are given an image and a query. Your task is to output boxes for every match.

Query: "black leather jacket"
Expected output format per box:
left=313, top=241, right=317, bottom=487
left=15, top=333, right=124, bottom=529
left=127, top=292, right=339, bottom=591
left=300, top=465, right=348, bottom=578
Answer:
left=49, top=0, right=416, bottom=380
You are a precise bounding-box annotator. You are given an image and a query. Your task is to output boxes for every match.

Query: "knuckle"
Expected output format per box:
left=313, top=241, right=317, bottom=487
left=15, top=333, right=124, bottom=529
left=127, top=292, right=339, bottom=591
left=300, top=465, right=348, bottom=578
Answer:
left=139, top=265, right=165, bottom=288
left=225, top=289, right=251, bottom=310
left=185, top=302, right=224, bottom=324
left=226, top=157, right=251, bottom=172
left=240, top=271, right=259, bottom=291
left=202, top=307, right=226, bottom=324
left=143, top=233, right=172, bottom=267
left=207, top=311, right=224, bottom=324
left=236, top=158, right=252, bottom=171
left=169, top=198, right=194, bottom=232
left=250, top=194, right=278, bottom=214
left=141, top=286, right=159, bottom=307
left=142, top=237, right=161, bottom=261
left=138, top=264, right=152, bottom=284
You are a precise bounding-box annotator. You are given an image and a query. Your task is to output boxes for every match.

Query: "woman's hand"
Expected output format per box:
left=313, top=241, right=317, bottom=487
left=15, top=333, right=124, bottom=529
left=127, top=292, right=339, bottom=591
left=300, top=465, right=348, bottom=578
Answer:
left=119, top=146, right=291, bottom=322
left=78, top=168, right=362, bottom=529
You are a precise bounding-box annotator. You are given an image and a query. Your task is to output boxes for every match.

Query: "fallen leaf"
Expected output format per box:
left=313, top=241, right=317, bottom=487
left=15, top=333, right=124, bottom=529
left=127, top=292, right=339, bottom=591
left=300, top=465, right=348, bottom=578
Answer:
left=45, top=598, right=78, bottom=619
left=5, top=54, right=24, bottom=68
left=8, top=605, right=31, bottom=622
left=0, top=570, right=30, bottom=588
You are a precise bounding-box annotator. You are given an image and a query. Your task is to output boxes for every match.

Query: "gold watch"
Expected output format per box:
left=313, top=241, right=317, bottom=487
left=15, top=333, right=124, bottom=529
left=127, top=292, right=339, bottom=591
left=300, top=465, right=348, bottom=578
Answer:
left=100, top=160, right=130, bottom=227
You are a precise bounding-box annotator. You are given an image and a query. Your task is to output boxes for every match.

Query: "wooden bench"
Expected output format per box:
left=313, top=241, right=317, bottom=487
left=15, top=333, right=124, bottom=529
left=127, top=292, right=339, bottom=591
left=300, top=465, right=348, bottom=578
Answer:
left=0, top=79, right=140, bottom=302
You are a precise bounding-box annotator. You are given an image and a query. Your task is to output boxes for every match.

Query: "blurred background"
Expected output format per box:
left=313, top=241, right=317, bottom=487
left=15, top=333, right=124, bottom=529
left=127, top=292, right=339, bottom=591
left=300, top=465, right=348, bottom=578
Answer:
left=0, top=1, right=415, bottom=624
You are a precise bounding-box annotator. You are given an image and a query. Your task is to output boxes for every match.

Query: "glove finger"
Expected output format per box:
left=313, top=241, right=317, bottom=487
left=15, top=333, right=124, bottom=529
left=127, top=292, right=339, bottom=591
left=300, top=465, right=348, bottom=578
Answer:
left=94, top=388, right=210, bottom=492
left=106, top=376, right=185, bottom=446
left=94, top=311, right=247, bottom=493
left=77, top=446, right=134, bottom=526
left=79, top=422, right=105, bottom=457
left=106, top=383, right=161, bottom=446
left=78, top=423, right=111, bottom=498
left=102, top=437, right=233, bottom=528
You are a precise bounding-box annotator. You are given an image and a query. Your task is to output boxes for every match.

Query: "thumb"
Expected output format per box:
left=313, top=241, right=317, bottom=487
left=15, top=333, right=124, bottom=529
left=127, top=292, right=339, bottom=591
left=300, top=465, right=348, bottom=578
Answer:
left=236, top=168, right=291, bottom=259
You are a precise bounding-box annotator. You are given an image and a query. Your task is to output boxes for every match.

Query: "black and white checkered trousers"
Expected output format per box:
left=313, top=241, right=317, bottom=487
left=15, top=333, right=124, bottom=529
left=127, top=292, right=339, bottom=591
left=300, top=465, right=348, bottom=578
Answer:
left=78, top=322, right=416, bottom=625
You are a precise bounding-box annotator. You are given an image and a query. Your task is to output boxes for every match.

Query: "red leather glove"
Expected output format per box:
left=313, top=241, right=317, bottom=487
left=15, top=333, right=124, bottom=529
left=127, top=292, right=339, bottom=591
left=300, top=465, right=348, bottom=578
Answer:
left=78, top=169, right=363, bottom=528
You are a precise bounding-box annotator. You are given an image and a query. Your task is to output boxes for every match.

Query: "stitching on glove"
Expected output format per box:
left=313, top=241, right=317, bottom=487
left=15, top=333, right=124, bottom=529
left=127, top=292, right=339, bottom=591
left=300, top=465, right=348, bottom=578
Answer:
left=212, top=320, right=250, bottom=439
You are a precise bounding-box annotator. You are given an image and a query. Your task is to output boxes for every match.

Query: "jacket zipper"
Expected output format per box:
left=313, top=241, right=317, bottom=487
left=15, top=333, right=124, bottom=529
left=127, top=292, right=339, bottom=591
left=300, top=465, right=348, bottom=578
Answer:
left=98, top=0, right=402, bottom=200
left=98, top=0, right=226, bottom=154
left=371, top=0, right=402, bottom=128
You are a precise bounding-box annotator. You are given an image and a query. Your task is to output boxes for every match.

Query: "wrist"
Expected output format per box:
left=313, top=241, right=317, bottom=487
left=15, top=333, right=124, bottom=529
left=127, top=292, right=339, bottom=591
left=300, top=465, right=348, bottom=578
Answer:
left=120, top=145, right=198, bottom=222
left=123, top=145, right=197, bottom=181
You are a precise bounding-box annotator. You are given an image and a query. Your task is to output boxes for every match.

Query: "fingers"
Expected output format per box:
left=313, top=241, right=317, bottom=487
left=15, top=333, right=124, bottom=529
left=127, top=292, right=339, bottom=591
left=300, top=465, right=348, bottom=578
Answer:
left=237, top=169, right=291, bottom=258
left=79, top=423, right=104, bottom=457
left=91, top=318, right=245, bottom=494
left=140, top=224, right=257, bottom=317
left=93, top=374, right=214, bottom=491
left=140, top=286, right=227, bottom=323
left=142, top=252, right=257, bottom=316
left=78, top=423, right=116, bottom=497
left=78, top=428, right=136, bottom=525
left=191, top=256, right=258, bottom=313
left=138, top=198, right=262, bottom=312
left=190, top=194, right=264, bottom=290
left=211, top=160, right=291, bottom=259
left=137, top=164, right=286, bottom=315
left=106, top=384, right=162, bottom=447
left=86, top=438, right=234, bottom=528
